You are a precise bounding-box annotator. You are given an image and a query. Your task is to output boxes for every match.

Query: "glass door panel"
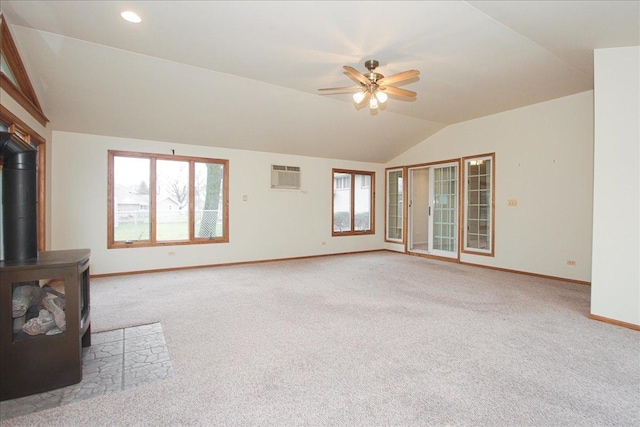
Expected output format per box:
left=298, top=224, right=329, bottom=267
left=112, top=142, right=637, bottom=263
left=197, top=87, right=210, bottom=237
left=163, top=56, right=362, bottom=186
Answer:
left=430, top=164, right=458, bottom=257
left=464, top=157, right=492, bottom=253
left=386, top=169, right=403, bottom=242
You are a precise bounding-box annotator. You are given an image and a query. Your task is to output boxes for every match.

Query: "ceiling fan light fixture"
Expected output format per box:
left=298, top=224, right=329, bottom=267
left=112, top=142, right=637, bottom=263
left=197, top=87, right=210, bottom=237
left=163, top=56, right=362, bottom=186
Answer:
left=353, top=91, right=366, bottom=104
left=319, top=59, right=419, bottom=111
left=375, top=90, right=388, bottom=103
left=121, top=11, right=142, bottom=23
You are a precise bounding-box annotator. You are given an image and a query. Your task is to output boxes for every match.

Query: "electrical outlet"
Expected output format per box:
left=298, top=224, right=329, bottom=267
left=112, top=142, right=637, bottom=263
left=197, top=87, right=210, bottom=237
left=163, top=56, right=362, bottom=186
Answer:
left=507, top=199, right=518, bottom=207
left=566, top=260, right=576, bottom=266
left=321, top=241, right=327, bottom=246
left=168, top=252, right=175, bottom=256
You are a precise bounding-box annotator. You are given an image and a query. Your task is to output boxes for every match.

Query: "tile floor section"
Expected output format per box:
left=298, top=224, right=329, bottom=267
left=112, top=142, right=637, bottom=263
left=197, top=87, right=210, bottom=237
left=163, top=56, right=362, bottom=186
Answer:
left=0, top=322, right=173, bottom=421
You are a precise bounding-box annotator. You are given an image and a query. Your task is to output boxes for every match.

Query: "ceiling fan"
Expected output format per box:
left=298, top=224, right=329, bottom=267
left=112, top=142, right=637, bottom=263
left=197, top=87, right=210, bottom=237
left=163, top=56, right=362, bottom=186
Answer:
left=319, top=59, right=420, bottom=110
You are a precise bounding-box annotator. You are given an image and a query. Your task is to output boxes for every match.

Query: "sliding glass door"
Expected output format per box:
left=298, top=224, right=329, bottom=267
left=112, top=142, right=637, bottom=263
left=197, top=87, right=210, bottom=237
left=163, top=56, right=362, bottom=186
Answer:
left=408, top=162, right=458, bottom=258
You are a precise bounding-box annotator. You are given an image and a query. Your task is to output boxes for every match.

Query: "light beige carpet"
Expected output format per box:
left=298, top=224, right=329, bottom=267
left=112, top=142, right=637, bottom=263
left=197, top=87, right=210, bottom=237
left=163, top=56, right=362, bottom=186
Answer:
left=2, top=251, right=638, bottom=426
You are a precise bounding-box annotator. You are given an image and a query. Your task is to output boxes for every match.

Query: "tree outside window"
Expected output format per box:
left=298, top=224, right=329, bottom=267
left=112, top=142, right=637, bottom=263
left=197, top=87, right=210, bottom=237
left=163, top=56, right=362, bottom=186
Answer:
left=108, top=151, right=228, bottom=248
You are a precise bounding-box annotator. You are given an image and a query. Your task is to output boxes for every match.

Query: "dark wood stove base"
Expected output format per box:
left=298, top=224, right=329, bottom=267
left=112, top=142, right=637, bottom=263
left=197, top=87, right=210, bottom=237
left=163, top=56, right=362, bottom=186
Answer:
left=0, top=250, right=91, bottom=402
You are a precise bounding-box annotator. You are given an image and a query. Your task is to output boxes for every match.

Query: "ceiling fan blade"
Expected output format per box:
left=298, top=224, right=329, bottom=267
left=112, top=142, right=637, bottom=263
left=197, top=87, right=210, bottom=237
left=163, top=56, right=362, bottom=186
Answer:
left=343, top=65, right=371, bottom=86
left=377, top=70, right=420, bottom=86
left=381, top=86, right=417, bottom=98
left=318, top=85, right=362, bottom=92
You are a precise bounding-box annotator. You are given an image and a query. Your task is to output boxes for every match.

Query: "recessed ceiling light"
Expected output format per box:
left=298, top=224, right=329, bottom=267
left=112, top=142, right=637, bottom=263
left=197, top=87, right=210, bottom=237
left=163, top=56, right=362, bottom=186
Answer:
left=121, top=11, right=142, bottom=24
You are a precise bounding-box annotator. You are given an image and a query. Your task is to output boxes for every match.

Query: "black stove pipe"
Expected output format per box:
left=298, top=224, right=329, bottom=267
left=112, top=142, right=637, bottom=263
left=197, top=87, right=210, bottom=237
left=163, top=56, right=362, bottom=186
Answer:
left=0, top=131, right=38, bottom=261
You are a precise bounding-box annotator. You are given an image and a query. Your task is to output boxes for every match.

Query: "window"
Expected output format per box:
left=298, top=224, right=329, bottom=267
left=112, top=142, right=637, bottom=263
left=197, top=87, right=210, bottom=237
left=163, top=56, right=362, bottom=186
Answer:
left=0, top=18, right=48, bottom=126
left=108, top=151, right=229, bottom=248
left=332, top=169, right=374, bottom=235
left=335, top=175, right=350, bottom=190
left=463, top=154, right=494, bottom=255
left=386, top=168, right=403, bottom=242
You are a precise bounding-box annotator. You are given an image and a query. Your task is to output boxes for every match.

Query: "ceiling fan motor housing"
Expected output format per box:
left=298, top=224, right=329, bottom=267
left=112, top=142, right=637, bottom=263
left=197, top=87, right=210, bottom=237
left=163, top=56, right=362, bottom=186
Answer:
left=364, top=60, right=383, bottom=84
left=364, top=59, right=379, bottom=71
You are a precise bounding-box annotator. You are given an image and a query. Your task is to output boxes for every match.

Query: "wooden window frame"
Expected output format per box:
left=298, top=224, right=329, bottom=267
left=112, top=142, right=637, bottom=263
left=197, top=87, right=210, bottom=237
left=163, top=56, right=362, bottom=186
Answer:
left=0, top=105, right=47, bottom=252
left=461, top=153, right=495, bottom=257
left=108, top=150, right=229, bottom=249
left=0, top=17, right=49, bottom=127
left=332, top=168, right=375, bottom=236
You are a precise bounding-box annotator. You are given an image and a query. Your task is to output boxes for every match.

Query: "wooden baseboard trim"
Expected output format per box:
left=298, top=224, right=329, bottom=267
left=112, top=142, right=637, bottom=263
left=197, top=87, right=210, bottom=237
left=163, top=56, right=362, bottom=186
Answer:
left=92, top=248, right=590, bottom=289
left=406, top=251, right=460, bottom=264
left=589, top=314, right=640, bottom=331
left=90, top=249, right=385, bottom=278
left=459, top=261, right=591, bottom=286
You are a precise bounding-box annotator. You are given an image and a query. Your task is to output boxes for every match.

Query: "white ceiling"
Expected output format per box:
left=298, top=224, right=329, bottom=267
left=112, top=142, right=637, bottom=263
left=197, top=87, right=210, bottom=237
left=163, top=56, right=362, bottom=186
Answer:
left=1, top=1, right=638, bottom=163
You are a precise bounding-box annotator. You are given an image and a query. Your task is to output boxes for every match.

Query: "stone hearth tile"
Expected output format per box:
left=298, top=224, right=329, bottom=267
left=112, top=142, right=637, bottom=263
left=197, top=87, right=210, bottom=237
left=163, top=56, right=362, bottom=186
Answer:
left=124, top=323, right=163, bottom=339
left=90, top=329, right=124, bottom=345
left=0, top=323, right=172, bottom=421
left=124, top=345, right=171, bottom=369
left=82, top=353, right=123, bottom=375
left=124, top=331, right=167, bottom=353
left=123, top=360, right=174, bottom=390
left=59, top=374, right=123, bottom=405
left=82, top=340, right=125, bottom=360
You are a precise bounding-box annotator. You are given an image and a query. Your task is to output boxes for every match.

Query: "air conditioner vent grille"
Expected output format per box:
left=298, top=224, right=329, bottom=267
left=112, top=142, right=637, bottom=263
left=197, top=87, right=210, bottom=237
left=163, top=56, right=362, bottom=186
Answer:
left=271, top=164, right=301, bottom=189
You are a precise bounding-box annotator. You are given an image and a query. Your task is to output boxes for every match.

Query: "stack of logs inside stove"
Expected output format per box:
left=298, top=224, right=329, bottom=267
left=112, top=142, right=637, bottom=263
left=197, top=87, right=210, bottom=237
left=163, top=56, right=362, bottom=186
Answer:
left=13, top=280, right=66, bottom=337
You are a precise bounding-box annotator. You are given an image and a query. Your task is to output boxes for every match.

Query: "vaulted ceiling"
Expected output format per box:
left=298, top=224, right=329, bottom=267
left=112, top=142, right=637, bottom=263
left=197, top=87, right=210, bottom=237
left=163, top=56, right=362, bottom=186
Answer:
left=1, top=1, right=638, bottom=163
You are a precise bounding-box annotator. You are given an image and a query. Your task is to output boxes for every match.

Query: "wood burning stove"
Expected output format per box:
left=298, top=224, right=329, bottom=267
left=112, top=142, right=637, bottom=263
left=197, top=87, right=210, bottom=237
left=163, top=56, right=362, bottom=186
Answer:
left=0, top=132, right=91, bottom=401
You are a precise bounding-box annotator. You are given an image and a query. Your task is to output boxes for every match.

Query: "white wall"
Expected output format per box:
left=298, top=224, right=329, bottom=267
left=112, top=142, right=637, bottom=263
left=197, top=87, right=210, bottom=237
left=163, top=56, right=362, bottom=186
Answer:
left=386, top=91, right=595, bottom=282
left=50, top=131, right=385, bottom=275
left=591, top=46, right=640, bottom=326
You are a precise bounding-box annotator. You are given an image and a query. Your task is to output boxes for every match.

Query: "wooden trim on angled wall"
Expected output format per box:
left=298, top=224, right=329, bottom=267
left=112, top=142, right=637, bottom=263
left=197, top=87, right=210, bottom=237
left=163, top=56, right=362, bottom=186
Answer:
left=0, top=104, right=44, bottom=145
left=0, top=20, right=49, bottom=127
left=0, top=75, right=48, bottom=127
left=589, top=314, right=640, bottom=331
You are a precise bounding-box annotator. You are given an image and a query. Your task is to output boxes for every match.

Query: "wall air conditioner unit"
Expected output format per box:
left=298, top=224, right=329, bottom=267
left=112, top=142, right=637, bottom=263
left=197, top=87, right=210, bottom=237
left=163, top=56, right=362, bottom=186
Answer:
left=271, top=165, right=301, bottom=189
